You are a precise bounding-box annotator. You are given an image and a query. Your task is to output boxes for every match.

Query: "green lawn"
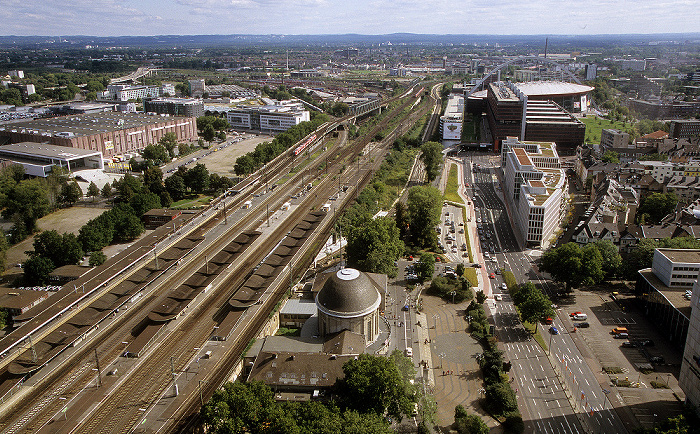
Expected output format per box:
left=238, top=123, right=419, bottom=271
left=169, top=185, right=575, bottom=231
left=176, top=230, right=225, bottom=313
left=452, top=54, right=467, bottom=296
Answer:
left=524, top=321, right=548, bottom=352
left=170, top=195, right=212, bottom=209
left=580, top=115, right=633, bottom=144
left=463, top=267, right=478, bottom=287
left=444, top=164, right=463, bottom=204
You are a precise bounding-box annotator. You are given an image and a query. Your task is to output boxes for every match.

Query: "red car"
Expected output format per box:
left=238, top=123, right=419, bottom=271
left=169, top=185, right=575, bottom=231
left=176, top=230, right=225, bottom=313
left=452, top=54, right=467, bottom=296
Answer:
left=569, top=311, right=582, bottom=318
left=489, top=273, right=495, bottom=279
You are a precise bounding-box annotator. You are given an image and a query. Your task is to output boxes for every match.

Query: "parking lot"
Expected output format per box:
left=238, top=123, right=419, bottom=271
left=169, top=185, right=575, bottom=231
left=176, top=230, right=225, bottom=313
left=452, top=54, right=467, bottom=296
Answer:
left=555, top=287, right=684, bottom=428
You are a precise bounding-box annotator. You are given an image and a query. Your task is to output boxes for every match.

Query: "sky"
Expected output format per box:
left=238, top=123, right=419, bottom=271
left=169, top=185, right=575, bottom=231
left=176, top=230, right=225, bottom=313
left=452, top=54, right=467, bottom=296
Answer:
left=1, top=0, right=698, bottom=37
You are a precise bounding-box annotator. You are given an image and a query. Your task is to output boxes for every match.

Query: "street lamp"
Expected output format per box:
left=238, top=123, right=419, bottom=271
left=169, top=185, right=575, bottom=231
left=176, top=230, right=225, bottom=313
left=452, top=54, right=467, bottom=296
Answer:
left=449, top=291, right=456, bottom=304
left=439, top=353, right=446, bottom=370
left=432, top=314, right=439, bottom=329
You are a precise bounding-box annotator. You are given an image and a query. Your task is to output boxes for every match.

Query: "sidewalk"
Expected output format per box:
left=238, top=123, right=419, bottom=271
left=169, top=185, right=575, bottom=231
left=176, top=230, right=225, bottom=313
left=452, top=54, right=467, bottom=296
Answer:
left=423, top=294, right=501, bottom=432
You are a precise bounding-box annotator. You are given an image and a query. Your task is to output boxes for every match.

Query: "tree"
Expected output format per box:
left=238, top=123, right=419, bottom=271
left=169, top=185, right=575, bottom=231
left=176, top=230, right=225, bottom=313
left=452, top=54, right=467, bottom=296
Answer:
left=158, top=132, right=178, bottom=158
left=164, top=174, right=187, bottom=201
left=143, top=166, right=164, bottom=193
left=476, top=290, right=487, bottom=304
left=89, top=251, right=107, bottom=267
left=202, top=124, right=216, bottom=143
left=61, top=181, right=82, bottom=206
left=114, top=173, right=143, bottom=202
left=456, top=263, right=465, bottom=277
left=234, top=154, right=255, bottom=176
left=484, top=382, right=518, bottom=416
left=2, top=178, right=51, bottom=234
left=580, top=243, right=604, bottom=286
left=31, top=230, right=83, bottom=267
left=394, top=201, right=409, bottom=239
left=87, top=182, right=100, bottom=202
left=540, top=242, right=585, bottom=291
left=415, top=253, right=435, bottom=282
left=340, top=354, right=415, bottom=421
left=593, top=240, right=622, bottom=280
left=515, top=282, right=554, bottom=333
left=346, top=216, right=403, bottom=278
left=406, top=186, right=442, bottom=249
left=201, top=381, right=277, bottom=433
left=129, top=191, right=162, bottom=217
left=101, top=182, right=112, bottom=198
left=637, top=192, right=678, bottom=224
left=454, top=405, right=488, bottom=434
left=186, top=163, right=210, bottom=194
left=142, top=144, right=169, bottom=165
left=601, top=150, right=620, bottom=164
left=23, top=256, right=54, bottom=285
left=420, top=141, right=443, bottom=182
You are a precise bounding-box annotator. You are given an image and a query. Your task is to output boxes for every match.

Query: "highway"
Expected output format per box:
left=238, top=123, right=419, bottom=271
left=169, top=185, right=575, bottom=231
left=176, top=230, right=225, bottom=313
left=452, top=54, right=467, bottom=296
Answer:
left=462, top=150, right=628, bottom=434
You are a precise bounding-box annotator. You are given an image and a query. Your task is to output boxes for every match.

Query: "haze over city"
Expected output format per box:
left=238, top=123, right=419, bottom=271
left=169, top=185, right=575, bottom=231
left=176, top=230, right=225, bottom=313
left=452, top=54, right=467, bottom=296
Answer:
left=1, top=0, right=698, bottom=36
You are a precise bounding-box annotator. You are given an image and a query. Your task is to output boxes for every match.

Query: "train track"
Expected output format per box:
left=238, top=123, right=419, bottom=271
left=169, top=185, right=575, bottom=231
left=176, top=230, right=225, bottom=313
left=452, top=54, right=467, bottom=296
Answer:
left=0, top=86, right=431, bottom=434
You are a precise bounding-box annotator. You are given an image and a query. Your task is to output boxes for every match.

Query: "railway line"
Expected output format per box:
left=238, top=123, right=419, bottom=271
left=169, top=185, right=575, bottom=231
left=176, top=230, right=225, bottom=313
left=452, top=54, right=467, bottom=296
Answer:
left=0, top=83, right=436, bottom=433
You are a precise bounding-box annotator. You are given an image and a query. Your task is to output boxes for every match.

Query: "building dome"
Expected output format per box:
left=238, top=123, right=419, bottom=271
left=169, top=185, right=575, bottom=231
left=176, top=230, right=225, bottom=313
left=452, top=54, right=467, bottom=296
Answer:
left=316, top=268, right=381, bottom=318
left=315, top=268, right=382, bottom=344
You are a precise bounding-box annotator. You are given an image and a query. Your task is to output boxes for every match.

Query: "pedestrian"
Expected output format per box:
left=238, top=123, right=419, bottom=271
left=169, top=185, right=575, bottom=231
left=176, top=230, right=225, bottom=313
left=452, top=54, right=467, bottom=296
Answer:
left=442, top=371, right=445, bottom=376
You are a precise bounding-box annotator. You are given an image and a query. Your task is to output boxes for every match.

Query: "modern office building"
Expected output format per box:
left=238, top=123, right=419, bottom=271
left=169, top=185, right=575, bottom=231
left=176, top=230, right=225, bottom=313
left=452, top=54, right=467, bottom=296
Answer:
left=144, top=98, right=204, bottom=118
left=226, top=101, right=310, bottom=132
left=483, top=82, right=586, bottom=151
left=440, top=94, right=464, bottom=145
left=601, top=129, right=630, bottom=149
left=670, top=120, right=700, bottom=139
left=104, top=84, right=163, bottom=102
left=188, top=79, right=206, bottom=97
left=501, top=137, right=567, bottom=247
left=680, top=277, right=700, bottom=411
left=636, top=249, right=697, bottom=350
left=0, top=142, right=104, bottom=177
left=0, top=112, right=198, bottom=158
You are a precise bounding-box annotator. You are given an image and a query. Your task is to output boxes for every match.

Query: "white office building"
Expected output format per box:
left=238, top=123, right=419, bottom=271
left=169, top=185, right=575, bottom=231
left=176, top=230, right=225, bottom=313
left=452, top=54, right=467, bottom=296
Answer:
left=501, top=137, right=567, bottom=247
left=440, top=94, right=464, bottom=146
left=226, top=101, right=310, bottom=133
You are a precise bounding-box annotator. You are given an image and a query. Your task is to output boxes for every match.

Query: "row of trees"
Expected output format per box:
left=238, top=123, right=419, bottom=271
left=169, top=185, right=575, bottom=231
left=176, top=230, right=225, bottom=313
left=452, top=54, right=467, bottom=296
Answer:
left=201, top=352, right=418, bottom=433
left=233, top=114, right=329, bottom=175
left=466, top=298, right=523, bottom=432
left=539, top=241, right=622, bottom=291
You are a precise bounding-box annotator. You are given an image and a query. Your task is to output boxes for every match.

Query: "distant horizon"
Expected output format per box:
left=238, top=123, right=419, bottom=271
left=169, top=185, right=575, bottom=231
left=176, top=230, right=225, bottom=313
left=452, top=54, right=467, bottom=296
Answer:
left=1, top=0, right=698, bottom=38
left=2, top=32, right=700, bottom=38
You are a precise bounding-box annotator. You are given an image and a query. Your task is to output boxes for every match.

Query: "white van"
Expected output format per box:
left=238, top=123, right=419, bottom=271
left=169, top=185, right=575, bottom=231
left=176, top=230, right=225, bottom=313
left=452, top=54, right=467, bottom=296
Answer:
left=405, top=347, right=413, bottom=357
left=572, top=313, right=588, bottom=321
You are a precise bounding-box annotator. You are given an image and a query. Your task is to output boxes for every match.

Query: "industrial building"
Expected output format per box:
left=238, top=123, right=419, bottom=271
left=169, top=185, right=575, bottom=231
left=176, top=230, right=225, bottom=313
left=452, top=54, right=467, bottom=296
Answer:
left=0, top=142, right=103, bottom=177
left=226, top=101, right=310, bottom=133
left=501, top=137, right=567, bottom=247
left=440, top=94, right=464, bottom=146
left=144, top=98, right=204, bottom=118
left=0, top=112, right=198, bottom=158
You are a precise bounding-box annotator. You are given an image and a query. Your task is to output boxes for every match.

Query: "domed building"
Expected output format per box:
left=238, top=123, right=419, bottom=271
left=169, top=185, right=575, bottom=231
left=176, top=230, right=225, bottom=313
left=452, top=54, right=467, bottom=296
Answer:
left=315, top=268, right=382, bottom=344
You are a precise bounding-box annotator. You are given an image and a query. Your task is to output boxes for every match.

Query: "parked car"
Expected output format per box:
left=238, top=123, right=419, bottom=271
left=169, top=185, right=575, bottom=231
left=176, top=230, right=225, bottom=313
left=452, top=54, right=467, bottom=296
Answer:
left=489, top=273, right=495, bottom=279
left=494, top=294, right=503, bottom=301
left=621, top=341, right=636, bottom=348
left=614, top=332, right=629, bottom=339
left=501, top=283, right=507, bottom=290
left=649, top=356, right=665, bottom=364
left=549, top=326, right=559, bottom=335
left=574, top=322, right=590, bottom=328
left=569, top=311, right=582, bottom=318
left=473, top=263, right=482, bottom=268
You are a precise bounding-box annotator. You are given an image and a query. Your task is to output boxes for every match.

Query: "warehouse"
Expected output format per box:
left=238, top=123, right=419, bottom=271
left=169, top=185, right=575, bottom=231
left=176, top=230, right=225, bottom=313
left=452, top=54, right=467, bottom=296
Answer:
left=0, top=112, right=198, bottom=158
left=0, top=142, right=103, bottom=177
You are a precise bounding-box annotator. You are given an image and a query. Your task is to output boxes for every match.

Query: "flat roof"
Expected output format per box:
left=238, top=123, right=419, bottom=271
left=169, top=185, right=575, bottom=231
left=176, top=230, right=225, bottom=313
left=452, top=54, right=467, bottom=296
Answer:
left=280, top=298, right=318, bottom=316
left=638, top=268, right=691, bottom=319
left=0, top=112, right=191, bottom=138
left=0, top=288, right=48, bottom=310
left=514, top=81, right=594, bottom=97
left=513, top=148, right=532, bottom=166
left=0, top=142, right=102, bottom=160
left=656, top=249, right=700, bottom=264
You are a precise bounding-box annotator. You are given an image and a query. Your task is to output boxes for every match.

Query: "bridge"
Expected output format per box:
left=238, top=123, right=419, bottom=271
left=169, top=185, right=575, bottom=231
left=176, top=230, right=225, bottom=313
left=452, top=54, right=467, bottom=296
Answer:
left=110, top=67, right=163, bottom=84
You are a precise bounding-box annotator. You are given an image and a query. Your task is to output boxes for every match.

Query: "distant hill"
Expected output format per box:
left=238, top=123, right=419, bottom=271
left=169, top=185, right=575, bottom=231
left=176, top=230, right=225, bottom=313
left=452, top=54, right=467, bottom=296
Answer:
left=0, top=33, right=698, bottom=48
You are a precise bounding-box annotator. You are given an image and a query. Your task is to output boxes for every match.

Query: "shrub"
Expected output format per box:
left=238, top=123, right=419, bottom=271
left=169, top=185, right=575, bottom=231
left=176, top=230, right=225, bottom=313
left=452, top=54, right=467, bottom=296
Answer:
left=503, top=412, right=525, bottom=434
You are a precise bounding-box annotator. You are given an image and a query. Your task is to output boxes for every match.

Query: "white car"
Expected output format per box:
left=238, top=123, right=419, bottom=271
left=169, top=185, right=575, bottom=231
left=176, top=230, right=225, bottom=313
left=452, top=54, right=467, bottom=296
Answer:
left=501, top=283, right=507, bottom=290
left=494, top=294, right=503, bottom=301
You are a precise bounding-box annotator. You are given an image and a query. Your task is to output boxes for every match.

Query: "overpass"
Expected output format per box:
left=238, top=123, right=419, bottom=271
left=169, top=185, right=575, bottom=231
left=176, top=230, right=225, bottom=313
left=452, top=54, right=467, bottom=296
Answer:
left=110, top=67, right=163, bottom=84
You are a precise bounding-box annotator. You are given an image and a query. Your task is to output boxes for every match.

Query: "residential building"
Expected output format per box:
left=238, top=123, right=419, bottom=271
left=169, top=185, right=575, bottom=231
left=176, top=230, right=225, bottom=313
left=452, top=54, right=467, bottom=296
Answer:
left=7, top=70, right=24, bottom=79
left=144, top=98, right=204, bottom=118
left=585, top=64, right=597, bottom=81
left=104, top=84, right=163, bottom=102
left=501, top=137, right=567, bottom=247
left=226, top=101, right=310, bottom=133
left=670, top=120, right=700, bottom=139
left=601, top=129, right=630, bottom=149
left=636, top=249, right=698, bottom=349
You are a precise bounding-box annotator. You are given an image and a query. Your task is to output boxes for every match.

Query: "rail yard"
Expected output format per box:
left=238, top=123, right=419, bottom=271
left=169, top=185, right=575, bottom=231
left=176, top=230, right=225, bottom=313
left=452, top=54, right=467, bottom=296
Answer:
left=0, top=81, right=439, bottom=434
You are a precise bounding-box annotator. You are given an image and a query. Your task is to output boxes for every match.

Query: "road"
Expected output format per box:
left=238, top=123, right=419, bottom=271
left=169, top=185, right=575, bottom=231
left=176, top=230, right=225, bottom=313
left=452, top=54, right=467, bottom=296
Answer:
left=461, top=150, right=627, bottom=434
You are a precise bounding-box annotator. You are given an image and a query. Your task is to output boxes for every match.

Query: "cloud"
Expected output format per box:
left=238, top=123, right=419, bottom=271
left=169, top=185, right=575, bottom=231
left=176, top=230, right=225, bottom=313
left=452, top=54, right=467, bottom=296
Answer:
left=0, top=0, right=696, bottom=36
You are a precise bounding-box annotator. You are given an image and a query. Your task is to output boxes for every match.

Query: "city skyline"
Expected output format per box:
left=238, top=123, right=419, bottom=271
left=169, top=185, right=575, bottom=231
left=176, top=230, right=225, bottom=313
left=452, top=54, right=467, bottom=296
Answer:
left=1, top=0, right=698, bottom=37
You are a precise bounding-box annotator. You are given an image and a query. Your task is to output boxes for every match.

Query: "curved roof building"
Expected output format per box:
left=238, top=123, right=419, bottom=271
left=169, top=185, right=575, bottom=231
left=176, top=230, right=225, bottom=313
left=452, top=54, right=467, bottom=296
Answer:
left=315, top=268, right=382, bottom=344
